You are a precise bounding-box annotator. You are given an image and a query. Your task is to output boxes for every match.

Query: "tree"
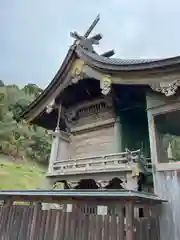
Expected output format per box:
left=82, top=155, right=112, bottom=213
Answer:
left=0, top=80, right=4, bottom=86
left=0, top=83, right=51, bottom=165
left=22, top=83, right=42, bottom=96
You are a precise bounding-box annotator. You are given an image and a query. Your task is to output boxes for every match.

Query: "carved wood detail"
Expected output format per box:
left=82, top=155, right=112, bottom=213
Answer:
left=63, top=98, right=114, bottom=127
left=151, top=80, right=180, bottom=97
left=46, top=98, right=55, bottom=113
left=71, top=60, right=86, bottom=84
left=100, top=75, right=112, bottom=95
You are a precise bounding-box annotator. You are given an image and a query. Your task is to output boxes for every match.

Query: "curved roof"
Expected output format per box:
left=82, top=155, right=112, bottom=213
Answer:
left=76, top=46, right=180, bottom=71
left=21, top=40, right=180, bottom=126
left=21, top=45, right=76, bottom=121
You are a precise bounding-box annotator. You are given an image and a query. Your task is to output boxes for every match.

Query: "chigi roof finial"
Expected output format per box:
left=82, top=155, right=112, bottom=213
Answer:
left=70, top=14, right=115, bottom=57
left=70, top=14, right=102, bottom=52
left=83, top=14, right=100, bottom=38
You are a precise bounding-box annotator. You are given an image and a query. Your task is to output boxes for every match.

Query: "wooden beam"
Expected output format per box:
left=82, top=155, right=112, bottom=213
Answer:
left=89, top=33, right=103, bottom=41
left=101, top=50, right=115, bottom=58
left=84, top=14, right=100, bottom=38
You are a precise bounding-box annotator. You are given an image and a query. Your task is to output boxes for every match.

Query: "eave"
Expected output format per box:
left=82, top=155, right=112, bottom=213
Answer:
left=20, top=43, right=180, bottom=128
left=0, top=190, right=166, bottom=204
left=21, top=44, right=76, bottom=122
left=76, top=46, right=180, bottom=73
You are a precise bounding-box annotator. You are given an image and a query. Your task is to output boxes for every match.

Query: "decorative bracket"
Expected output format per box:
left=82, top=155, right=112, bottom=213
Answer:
left=46, top=98, right=55, bottom=114
left=100, top=75, right=112, bottom=95
left=151, top=80, right=180, bottom=97
left=71, top=68, right=86, bottom=84
left=71, top=60, right=86, bottom=84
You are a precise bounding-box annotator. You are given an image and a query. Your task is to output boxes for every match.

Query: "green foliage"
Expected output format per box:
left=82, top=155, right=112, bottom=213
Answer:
left=0, top=80, right=4, bottom=87
left=0, top=158, right=45, bottom=189
left=0, top=83, right=51, bottom=165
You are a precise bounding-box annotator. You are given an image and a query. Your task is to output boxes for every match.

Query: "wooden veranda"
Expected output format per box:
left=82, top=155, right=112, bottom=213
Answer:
left=0, top=190, right=165, bottom=239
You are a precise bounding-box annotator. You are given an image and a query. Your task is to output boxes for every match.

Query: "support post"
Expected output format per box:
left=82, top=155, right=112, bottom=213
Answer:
left=48, top=104, right=62, bottom=174
left=125, top=202, right=135, bottom=240
left=126, top=172, right=138, bottom=191
left=48, top=129, right=60, bottom=173
left=113, top=117, right=123, bottom=152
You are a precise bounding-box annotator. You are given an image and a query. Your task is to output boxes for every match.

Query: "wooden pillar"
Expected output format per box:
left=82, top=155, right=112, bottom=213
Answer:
left=3, top=199, right=13, bottom=206
left=48, top=104, right=70, bottom=174
left=126, top=172, right=138, bottom=191
left=113, top=117, right=123, bottom=152
left=48, top=104, right=62, bottom=173
left=125, top=202, right=134, bottom=240
left=48, top=129, right=61, bottom=173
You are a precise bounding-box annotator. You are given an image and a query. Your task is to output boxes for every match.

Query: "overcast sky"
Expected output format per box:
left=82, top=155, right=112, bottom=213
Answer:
left=1, top=0, right=180, bottom=88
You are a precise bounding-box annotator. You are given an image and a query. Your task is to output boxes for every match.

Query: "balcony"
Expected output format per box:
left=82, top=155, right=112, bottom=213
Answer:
left=51, top=149, right=146, bottom=176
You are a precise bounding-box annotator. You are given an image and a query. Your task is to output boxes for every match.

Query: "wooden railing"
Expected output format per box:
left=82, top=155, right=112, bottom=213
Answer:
left=53, top=150, right=142, bottom=175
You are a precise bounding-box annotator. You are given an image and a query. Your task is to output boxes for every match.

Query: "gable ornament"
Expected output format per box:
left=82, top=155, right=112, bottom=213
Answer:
left=150, top=80, right=180, bottom=97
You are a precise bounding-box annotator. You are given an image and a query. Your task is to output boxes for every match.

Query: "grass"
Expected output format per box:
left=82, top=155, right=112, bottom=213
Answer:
left=0, top=158, right=46, bottom=190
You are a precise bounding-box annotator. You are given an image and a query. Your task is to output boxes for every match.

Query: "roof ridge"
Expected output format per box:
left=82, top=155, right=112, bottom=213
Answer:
left=76, top=46, right=180, bottom=66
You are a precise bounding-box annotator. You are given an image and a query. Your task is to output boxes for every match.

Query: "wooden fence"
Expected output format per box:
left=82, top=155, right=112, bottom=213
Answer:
left=0, top=205, right=160, bottom=240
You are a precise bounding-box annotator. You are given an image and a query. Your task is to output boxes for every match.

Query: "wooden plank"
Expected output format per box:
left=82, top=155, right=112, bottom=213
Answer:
left=29, top=205, right=40, bottom=240
left=17, top=206, right=27, bottom=239
left=149, top=217, right=160, bottom=240
left=117, top=205, right=125, bottom=240
left=52, top=210, right=61, bottom=240
left=125, top=202, right=135, bottom=240
left=48, top=210, right=57, bottom=239
left=1, top=206, right=11, bottom=239
left=34, top=206, right=42, bottom=240
left=63, top=211, right=72, bottom=239
left=43, top=207, right=52, bottom=240
left=12, top=206, right=25, bottom=239
left=95, top=215, right=103, bottom=240
left=0, top=207, right=3, bottom=234
left=58, top=210, right=66, bottom=240
left=26, top=207, right=34, bottom=239
left=20, top=206, right=31, bottom=239
left=78, top=212, right=85, bottom=240
left=88, top=214, right=93, bottom=240
left=39, top=210, right=48, bottom=239
left=5, top=206, right=13, bottom=235
left=103, top=215, right=110, bottom=240
left=90, top=215, right=97, bottom=240
left=111, top=215, right=117, bottom=240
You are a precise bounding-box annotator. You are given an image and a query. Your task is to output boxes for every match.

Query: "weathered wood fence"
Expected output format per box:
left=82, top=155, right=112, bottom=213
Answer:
left=0, top=190, right=164, bottom=239
left=0, top=205, right=160, bottom=239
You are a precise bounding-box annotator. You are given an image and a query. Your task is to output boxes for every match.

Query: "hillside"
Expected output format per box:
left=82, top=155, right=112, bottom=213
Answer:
left=0, top=157, right=45, bottom=190
left=0, top=82, right=51, bottom=166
